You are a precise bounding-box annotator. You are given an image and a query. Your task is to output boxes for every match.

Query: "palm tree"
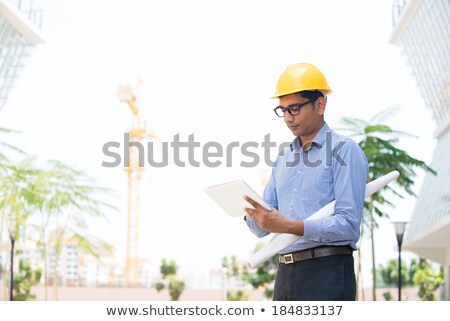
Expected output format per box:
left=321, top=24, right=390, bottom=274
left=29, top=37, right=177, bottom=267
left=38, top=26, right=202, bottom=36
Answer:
left=339, top=107, right=436, bottom=300
left=0, top=127, right=27, bottom=300
left=0, top=126, right=26, bottom=255
left=0, top=127, right=24, bottom=157
left=31, top=160, right=116, bottom=300
left=1, top=128, right=117, bottom=300
left=0, top=157, right=40, bottom=300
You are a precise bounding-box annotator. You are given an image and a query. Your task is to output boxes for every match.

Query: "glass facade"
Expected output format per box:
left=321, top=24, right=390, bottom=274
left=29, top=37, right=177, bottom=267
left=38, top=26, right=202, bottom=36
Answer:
left=408, top=129, right=450, bottom=238
left=392, top=0, right=450, bottom=126
left=391, top=0, right=450, bottom=239
left=391, top=0, right=450, bottom=300
left=0, top=0, right=43, bottom=110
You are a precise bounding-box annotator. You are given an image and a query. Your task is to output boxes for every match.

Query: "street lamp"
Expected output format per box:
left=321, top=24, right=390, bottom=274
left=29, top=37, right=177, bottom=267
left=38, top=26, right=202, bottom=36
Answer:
left=8, top=216, right=17, bottom=301
left=393, top=221, right=408, bottom=301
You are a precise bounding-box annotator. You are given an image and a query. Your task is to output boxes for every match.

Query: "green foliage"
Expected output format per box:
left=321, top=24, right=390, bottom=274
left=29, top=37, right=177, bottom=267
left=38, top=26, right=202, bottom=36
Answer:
left=0, top=127, right=25, bottom=161
left=13, top=259, right=42, bottom=301
left=32, top=160, right=115, bottom=299
left=0, top=128, right=117, bottom=300
left=412, top=259, right=444, bottom=301
left=230, top=256, right=239, bottom=277
left=227, top=289, right=249, bottom=301
left=264, top=287, right=274, bottom=299
left=0, top=157, right=41, bottom=240
left=339, top=108, right=436, bottom=300
left=167, top=275, right=185, bottom=301
left=154, top=282, right=165, bottom=293
left=377, top=258, right=415, bottom=287
left=221, top=257, right=229, bottom=269
left=382, top=291, right=393, bottom=301
left=158, top=259, right=185, bottom=301
left=222, top=255, right=240, bottom=278
left=241, top=241, right=277, bottom=299
left=340, top=109, right=436, bottom=221
left=408, top=259, right=419, bottom=284
left=378, top=258, right=444, bottom=301
left=221, top=247, right=276, bottom=300
left=242, top=262, right=275, bottom=289
left=160, top=259, right=178, bottom=278
left=221, top=255, right=251, bottom=300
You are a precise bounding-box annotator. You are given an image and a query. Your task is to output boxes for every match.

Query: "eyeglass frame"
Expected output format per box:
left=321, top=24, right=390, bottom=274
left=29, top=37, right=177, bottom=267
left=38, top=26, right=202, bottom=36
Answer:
left=273, top=100, right=314, bottom=117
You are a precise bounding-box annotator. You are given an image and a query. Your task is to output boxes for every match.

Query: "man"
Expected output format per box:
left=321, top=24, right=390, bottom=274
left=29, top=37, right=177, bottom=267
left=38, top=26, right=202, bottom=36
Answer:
left=244, top=62, right=368, bottom=301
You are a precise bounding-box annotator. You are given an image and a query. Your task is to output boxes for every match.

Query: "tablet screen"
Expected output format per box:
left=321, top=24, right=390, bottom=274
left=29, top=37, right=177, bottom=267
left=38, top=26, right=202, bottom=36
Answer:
left=204, top=180, right=271, bottom=217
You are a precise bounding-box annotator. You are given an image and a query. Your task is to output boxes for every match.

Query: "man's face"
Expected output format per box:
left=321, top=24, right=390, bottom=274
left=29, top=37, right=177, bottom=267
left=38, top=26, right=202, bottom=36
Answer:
left=279, top=93, right=325, bottom=138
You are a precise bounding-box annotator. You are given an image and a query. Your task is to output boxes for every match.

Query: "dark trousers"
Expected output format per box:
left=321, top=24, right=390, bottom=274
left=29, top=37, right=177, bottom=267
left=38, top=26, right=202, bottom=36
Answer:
left=273, top=254, right=356, bottom=301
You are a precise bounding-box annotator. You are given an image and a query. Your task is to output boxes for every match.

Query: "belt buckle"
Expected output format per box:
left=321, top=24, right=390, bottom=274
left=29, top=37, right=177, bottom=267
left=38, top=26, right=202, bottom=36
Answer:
left=283, top=253, right=294, bottom=264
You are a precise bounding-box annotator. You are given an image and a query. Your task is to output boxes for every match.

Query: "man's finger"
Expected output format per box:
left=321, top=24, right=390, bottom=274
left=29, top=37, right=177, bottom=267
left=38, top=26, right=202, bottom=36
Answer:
left=244, top=207, right=256, bottom=216
left=243, top=195, right=261, bottom=209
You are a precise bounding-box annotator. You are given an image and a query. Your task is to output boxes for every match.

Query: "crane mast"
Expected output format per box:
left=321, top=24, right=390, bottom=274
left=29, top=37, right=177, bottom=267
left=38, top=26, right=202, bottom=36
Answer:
left=117, top=82, right=154, bottom=287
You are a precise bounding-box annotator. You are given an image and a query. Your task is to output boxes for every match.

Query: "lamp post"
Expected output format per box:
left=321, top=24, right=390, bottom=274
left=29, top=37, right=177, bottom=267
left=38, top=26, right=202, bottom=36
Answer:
left=8, top=216, right=17, bottom=301
left=393, top=221, right=407, bottom=301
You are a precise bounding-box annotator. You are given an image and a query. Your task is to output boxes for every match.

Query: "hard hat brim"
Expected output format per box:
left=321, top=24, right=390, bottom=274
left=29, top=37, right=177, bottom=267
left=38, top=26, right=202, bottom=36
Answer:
left=269, top=89, right=333, bottom=99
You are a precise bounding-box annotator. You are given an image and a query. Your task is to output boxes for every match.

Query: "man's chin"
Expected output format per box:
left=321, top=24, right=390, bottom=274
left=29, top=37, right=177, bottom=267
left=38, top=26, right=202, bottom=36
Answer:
left=289, top=126, right=301, bottom=136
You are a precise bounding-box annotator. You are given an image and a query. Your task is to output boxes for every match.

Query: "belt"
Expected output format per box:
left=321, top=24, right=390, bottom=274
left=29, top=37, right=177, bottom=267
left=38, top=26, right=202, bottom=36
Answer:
left=279, top=246, right=352, bottom=264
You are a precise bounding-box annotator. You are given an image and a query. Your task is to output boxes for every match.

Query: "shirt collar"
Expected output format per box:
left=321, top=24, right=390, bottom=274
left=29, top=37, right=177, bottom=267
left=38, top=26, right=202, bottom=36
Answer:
left=290, top=122, right=330, bottom=152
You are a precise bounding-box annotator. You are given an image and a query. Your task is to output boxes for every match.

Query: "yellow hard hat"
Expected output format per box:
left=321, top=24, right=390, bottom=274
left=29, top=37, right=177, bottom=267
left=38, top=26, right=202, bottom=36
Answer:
left=271, top=62, right=332, bottom=99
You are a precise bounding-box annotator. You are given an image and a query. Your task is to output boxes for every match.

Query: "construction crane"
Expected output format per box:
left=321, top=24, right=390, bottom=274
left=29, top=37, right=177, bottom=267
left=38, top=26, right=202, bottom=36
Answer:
left=117, top=80, right=156, bottom=287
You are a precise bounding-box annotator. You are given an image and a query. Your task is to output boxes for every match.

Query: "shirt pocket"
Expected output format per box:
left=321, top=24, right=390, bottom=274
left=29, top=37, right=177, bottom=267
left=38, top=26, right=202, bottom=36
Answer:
left=301, top=166, right=334, bottom=206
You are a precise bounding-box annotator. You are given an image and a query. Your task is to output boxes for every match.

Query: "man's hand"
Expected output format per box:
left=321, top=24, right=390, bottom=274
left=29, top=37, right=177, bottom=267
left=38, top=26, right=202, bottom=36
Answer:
left=243, top=195, right=304, bottom=236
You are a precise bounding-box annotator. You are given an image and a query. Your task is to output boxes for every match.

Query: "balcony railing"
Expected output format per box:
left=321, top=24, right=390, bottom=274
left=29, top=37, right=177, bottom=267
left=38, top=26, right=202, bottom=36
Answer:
left=392, top=0, right=410, bottom=26
left=6, top=0, right=43, bottom=28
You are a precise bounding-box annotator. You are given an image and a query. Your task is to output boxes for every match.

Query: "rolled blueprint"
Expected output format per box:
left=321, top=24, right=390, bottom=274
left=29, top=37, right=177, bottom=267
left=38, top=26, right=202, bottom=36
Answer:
left=247, top=170, right=400, bottom=269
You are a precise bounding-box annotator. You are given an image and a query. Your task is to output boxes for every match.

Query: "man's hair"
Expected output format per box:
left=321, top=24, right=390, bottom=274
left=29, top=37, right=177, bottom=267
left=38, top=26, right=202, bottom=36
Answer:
left=298, top=90, right=324, bottom=102
left=299, top=90, right=326, bottom=119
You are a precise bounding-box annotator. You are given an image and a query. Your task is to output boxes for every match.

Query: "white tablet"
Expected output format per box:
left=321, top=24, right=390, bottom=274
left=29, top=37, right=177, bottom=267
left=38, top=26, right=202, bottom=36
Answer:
left=204, top=180, right=271, bottom=217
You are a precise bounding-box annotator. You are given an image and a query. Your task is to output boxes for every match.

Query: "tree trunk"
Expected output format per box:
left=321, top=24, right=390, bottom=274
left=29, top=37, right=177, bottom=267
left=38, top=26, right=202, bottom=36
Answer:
left=370, top=203, right=377, bottom=301
left=53, top=253, right=58, bottom=301
left=43, top=231, right=48, bottom=301
left=356, top=221, right=365, bottom=301
left=40, top=213, right=50, bottom=300
left=9, top=236, right=15, bottom=301
left=2, top=251, right=8, bottom=300
left=0, top=214, right=8, bottom=300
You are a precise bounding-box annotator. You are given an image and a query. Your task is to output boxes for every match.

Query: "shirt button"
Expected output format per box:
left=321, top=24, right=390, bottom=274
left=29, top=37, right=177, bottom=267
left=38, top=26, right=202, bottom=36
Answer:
left=289, top=206, right=292, bottom=211
left=294, top=188, right=298, bottom=192
left=297, top=170, right=301, bottom=174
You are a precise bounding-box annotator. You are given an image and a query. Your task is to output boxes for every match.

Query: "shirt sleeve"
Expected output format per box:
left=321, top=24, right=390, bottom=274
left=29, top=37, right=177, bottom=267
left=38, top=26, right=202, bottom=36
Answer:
left=303, top=138, right=368, bottom=243
left=244, top=157, right=280, bottom=238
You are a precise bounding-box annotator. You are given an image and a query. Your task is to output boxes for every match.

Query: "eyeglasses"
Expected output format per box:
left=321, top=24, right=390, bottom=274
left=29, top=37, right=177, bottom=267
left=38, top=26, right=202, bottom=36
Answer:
left=273, top=100, right=313, bottom=117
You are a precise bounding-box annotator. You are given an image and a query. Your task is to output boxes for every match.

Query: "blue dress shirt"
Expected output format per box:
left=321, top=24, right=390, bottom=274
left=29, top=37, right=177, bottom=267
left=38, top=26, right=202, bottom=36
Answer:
left=246, top=122, right=368, bottom=254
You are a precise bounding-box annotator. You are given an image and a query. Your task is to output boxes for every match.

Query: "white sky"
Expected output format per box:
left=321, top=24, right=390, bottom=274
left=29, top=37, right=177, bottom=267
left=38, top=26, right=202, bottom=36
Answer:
left=1, top=0, right=437, bottom=287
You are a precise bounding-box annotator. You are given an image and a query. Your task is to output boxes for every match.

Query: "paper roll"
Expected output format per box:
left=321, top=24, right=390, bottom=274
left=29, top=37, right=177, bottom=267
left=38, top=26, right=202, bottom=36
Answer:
left=247, top=170, right=400, bottom=269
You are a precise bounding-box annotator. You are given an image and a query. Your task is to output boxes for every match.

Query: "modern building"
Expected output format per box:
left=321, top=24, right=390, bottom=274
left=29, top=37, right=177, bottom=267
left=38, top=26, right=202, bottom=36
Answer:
left=0, top=0, right=45, bottom=110
left=390, top=0, right=450, bottom=300
left=21, top=241, right=151, bottom=288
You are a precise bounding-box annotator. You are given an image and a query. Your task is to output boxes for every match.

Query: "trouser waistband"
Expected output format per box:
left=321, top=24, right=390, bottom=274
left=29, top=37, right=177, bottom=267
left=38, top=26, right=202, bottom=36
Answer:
left=279, top=246, right=352, bottom=264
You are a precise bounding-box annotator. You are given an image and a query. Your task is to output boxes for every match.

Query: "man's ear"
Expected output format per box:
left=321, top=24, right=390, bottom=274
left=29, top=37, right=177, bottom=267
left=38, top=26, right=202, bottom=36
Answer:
left=315, top=97, right=326, bottom=116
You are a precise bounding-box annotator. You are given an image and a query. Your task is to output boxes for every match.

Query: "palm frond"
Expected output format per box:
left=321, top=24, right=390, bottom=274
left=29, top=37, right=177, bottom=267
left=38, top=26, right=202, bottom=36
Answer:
left=368, top=105, right=401, bottom=124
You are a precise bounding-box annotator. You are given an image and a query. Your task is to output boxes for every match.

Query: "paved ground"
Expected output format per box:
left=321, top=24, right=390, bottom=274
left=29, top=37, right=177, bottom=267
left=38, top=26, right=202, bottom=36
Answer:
left=0, top=283, right=425, bottom=301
